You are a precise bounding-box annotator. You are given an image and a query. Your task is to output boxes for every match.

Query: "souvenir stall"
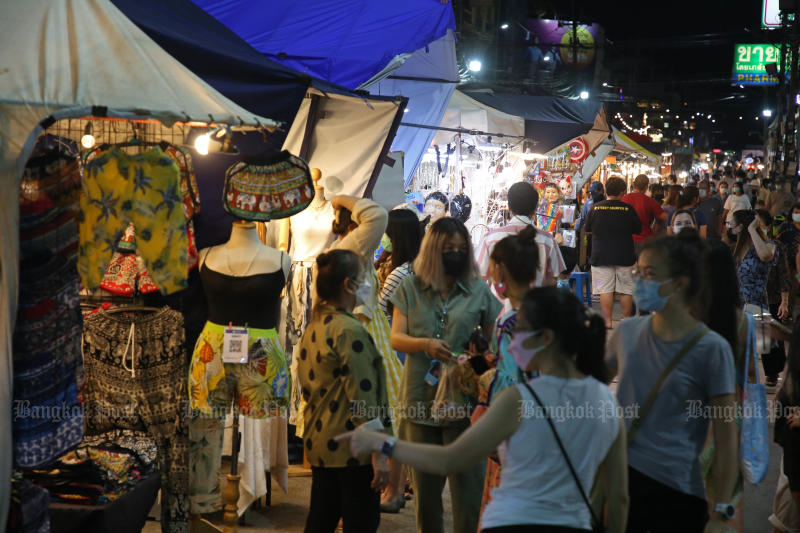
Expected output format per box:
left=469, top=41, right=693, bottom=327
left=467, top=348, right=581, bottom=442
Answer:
left=591, top=128, right=660, bottom=187
left=0, top=2, right=310, bottom=533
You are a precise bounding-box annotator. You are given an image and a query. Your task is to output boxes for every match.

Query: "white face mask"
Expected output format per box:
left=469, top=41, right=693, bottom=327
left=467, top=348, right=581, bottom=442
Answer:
left=354, top=277, right=372, bottom=307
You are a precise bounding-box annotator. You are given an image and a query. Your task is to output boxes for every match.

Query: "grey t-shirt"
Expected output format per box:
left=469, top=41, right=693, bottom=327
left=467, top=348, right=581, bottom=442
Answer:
left=606, top=316, right=736, bottom=499
left=696, top=196, right=723, bottom=238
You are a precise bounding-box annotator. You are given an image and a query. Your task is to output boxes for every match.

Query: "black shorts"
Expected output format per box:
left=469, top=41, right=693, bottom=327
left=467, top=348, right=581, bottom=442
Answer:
left=784, top=449, right=800, bottom=492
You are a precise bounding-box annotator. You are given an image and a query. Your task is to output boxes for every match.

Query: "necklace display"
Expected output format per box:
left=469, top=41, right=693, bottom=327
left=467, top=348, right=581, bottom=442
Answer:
left=225, top=248, right=261, bottom=277
left=308, top=192, right=327, bottom=212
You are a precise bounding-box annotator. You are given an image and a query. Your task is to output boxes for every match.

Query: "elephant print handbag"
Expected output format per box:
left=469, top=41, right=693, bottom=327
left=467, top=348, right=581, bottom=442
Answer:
left=223, top=150, right=314, bottom=221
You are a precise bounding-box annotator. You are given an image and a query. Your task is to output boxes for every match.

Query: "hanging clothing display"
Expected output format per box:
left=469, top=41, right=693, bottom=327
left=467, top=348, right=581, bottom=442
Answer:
left=82, top=307, right=189, bottom=533
left=100, top=223, right=160, bottom=296
left=14, top=146, right=85, bottom=468
left=282, top=200, right=335, bottom=431
left=164, top=145, right=201, bottom=271
left=79, top=147, right=189, bottom=295
left=21, top=134, right=82, bottom=216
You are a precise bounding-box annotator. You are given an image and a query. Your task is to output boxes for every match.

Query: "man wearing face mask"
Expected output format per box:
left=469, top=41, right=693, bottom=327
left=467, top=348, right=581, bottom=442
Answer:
left=696, top=181, right=723, bottom=239
left=766, top=179, right=795, bottom=218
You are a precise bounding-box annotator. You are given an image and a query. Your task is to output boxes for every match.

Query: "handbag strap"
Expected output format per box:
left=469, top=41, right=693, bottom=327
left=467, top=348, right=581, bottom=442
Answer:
left=627, top=326, right=709, bottom=444
left=743, top=312, right=759, bottom=385
left=521, top=381, right=602, bottom=530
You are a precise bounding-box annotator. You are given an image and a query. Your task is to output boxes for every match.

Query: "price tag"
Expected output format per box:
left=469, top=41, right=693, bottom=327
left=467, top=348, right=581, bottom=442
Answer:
left=222, top=326, right=249, bottom=364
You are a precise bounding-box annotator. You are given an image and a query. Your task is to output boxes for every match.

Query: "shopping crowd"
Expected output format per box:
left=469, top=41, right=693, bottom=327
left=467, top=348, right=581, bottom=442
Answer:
left=300, top=169, right=800, bottom=533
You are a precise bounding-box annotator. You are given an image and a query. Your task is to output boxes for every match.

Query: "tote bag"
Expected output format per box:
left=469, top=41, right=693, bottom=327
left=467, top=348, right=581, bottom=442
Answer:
left=740, top=311, right=770, bottom=484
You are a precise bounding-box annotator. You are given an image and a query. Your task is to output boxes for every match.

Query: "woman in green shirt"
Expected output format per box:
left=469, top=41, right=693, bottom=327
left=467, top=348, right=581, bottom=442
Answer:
left=298, top=249, right=392, bottom=532
left=390, top=217, right=502, bottom=533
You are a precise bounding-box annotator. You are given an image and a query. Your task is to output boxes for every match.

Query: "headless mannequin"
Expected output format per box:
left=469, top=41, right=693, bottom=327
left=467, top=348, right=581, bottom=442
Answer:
left=202, top=221, right=289, bottom=278
left=278, top=168, right=326, bottom=254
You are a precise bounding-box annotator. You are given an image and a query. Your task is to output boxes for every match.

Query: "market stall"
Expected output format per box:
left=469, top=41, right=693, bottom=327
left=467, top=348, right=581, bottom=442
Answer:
left=0, top=3, right=325, bottom=533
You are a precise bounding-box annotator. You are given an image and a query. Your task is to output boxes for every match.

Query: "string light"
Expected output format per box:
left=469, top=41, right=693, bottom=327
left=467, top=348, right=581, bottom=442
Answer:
left=615, top=113, right=650, bottom=135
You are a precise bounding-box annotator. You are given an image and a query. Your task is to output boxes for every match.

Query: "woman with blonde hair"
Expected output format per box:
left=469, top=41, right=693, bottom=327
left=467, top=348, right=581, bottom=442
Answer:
left=389, top=217, right=502, bottom=533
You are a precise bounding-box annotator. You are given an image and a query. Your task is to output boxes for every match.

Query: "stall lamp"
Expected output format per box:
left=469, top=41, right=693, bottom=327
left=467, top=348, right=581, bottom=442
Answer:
left=81, top=123, right=95, bottom=149
left=500, top=23, right=509, bottom=29
left=468, top=60, right=482, bottom=72
left=543, top=55, right=551, bottom=62
left=762, top=109, right=773, bottom=117
left=579, top=90, right=589, bottom=100
left=194, top=132, right=211, bottom=155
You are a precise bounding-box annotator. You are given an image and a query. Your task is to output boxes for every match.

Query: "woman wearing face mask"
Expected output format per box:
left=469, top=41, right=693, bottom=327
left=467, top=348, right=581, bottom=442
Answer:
left=728, top=209, right=788, bottom=321
left=473, top=226, right=540, bottom=520
left=388, top=217, right=502, bottom=533
left=324, top=195, right=404, bottom=447
left=298, top=249, right=391, bottom=532
left=722, top=181, right=752, bottom=236
left=338, top=287, right=629, bottom=532
left=668, top=209, right=698, bottom=235
left=606, top=236, right=738, bottom=532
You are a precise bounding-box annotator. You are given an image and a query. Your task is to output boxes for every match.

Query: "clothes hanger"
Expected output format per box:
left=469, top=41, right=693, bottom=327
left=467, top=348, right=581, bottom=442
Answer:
left=105, top=305, right=161, bottom=314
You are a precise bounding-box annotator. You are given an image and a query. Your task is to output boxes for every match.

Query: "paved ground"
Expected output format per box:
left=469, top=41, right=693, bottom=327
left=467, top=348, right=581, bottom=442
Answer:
left=143, top=300, right=789, bottom=532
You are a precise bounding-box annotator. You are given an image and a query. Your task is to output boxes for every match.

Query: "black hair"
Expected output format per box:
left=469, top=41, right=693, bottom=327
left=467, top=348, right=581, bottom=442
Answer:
left=332, top=206, right=353, bottom=236
left=677, top=232, right=739, bottom=352
left=649, top=182, right=665, bottom=203
left=425, top=191, right=449, bottom=211
left=315, top=249, right=360, bottom=302
left=755, top=208, right=772, bottom=227
left=386, top=208, right=424, bottom=271
left=519, top=287, right=608, bottom=382
left=508, top=181, right=539, bottom=216
left=490, top=225, right=540, bottom=285
left=677, top=185, right=699, bottom=209
left=640, top=235, right=704, bottom=302
left=605, top=176, right=627, bottom=197
left=792, top=202, right=800, bottom=213
left=787, top=321, right=800, bottom=404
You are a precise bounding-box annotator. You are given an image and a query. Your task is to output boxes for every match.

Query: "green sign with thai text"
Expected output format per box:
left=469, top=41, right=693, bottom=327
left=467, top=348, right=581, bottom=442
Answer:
left=733, top=43, right=782, bottom=85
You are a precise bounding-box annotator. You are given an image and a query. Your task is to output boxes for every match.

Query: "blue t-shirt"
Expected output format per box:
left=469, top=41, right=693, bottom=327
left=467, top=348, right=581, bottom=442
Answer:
left=606, top=316, right=736, bottom=498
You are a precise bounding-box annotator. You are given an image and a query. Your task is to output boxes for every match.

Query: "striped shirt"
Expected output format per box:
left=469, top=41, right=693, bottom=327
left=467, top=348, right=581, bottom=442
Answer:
left=475, top=215, right=565, bottom=287
left=378, top=262, right=412, bottom=321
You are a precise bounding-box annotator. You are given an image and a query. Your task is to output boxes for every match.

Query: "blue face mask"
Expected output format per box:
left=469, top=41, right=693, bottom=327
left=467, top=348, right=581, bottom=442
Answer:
left=633, top=277, right=674, bottom=312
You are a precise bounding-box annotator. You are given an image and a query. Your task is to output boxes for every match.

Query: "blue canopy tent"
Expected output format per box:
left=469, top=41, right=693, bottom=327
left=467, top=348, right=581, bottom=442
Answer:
left=190, top=0, right=455, bottom=90
left=189, top=0, right=458, bottom=192
left=463, top=91, right=604, bottom=154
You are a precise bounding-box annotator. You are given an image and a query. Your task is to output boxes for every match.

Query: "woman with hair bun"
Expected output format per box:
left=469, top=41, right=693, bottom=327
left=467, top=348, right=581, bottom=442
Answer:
left=298, top=249, right=391, bottom=532
left=337, top=287, right=628, bottom=532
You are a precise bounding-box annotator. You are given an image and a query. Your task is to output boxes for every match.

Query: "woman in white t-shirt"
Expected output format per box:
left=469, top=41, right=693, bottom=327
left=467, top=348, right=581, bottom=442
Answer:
left=337, top=287, right=629, bottom=532
left=722, top=181, right=752, bottom=227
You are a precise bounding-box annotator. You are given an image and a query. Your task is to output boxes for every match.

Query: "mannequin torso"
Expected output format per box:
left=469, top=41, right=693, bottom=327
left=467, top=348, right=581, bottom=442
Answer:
left=202, top=221, right=289, bottom=277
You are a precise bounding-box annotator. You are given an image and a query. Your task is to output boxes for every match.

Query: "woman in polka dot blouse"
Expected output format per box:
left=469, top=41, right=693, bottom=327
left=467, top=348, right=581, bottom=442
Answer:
left=298, top=249, right=392, bottom=532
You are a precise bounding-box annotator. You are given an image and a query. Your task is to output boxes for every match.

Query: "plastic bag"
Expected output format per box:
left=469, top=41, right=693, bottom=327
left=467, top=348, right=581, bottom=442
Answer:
left=740, top=312, right=770, bottom=484
left=432, top=362, right=468, bottom=423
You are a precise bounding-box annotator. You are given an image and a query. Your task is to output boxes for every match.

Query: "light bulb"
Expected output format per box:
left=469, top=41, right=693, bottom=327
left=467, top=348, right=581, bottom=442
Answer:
left=468, top=60, right=482, bottom=72
left=81, top=133, right=95, bottom=149
left=194, top=133, right=210, bottom=155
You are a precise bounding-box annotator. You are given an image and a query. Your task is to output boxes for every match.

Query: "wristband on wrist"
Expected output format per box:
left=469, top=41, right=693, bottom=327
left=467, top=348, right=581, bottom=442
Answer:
left=380, top=436, right=397, bottom=458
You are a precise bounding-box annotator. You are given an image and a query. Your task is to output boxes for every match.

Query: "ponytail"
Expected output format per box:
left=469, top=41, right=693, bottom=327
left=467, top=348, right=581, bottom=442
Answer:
left=490, top=225, right=540, bottom=285
left=520, top=287, right=608, bottom=382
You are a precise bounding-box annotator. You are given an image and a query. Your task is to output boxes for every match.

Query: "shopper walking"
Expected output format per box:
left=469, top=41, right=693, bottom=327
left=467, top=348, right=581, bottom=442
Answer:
left=340, top=287, right=628, bottom=533
left=606, top=236, right=738, bottom=532
left=774, top=320, right=800, bottom=524
left=668, top=209, right=698, bottom=235
left=663, top=184, right=682, bottom=223
left=476, top=181, right=565, bottom=287
left=374, top=207, right=424, bottom=511
left=722, top=182, right=751, bottom=237
left=299, top=249, right=391, bottom=533
left=583, top=176, right=642, bottom=328
left=767, top=179, right=796, bottom=218
left=622, top=174, right=667, bottom=254
left=575, top=181, right=605, bottom=234
left=730, top=210, right=784, bottom=317
left=696, top=181, right=724, bottom=240
left=674, top=185, right=708, bottom=238
left=389, top=217, right=502, bottom=533
left=473, top=226, right=540, bottom=522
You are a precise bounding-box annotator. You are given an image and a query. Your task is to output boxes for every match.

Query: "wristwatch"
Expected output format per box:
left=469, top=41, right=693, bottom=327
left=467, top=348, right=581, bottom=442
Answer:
left=380, top=436, right=398, bottom=458
left=713, top=502, right=735, bottom=520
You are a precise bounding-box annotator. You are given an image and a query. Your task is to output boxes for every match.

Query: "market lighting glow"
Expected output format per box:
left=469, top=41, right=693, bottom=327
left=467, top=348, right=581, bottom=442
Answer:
left=80, top=133, right=95, bottom=149
left=508, top=152, right=548, bottom=160
left=602, top=82, right=609, bottom=87
left=543, top=55, right=551, bottom=62
left=194, top=133, right=211, bottom=155
left=468, top=60, right=482, bottom=72
left=500, top=23, right=509, bottom=29
left=579, top=90, right=589, bottom=100
left=763, top=109, right=773, bottom=117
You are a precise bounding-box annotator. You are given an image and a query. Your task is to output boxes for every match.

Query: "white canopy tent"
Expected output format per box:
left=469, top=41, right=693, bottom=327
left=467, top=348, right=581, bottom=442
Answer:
left=0, top=1, right=280, bottom=526
left=433, top=90, right=526, bottom=146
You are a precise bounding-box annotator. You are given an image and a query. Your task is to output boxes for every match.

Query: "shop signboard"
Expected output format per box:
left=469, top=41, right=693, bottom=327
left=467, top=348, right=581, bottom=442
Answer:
left=763, top=0, right=781, bottom=28
left=732, top=43, right=782, bottom=86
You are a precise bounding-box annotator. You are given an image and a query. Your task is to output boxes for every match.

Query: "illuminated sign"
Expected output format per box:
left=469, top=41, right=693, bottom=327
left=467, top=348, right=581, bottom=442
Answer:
left=732, top=43, right=782, bottom=86
left=763, top=0, right=781, bottom=29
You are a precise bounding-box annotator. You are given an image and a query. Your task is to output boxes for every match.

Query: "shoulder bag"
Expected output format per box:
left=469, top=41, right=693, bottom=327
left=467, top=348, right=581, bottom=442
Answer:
left=522, top=381, right=604, bottom=533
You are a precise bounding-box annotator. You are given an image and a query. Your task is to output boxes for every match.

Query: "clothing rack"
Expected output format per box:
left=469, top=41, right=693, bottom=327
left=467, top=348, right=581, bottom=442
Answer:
left=47, top=118, right=189, bottom=153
